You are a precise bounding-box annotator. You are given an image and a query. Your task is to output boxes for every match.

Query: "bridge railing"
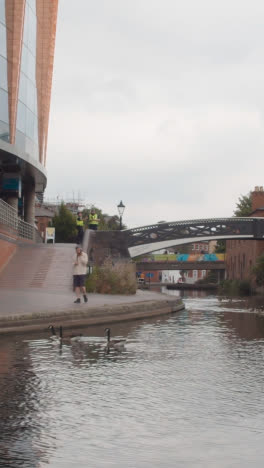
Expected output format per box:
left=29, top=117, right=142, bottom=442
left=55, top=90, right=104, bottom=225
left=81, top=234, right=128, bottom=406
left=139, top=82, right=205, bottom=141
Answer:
left=0, top=199, right=34, bottom=241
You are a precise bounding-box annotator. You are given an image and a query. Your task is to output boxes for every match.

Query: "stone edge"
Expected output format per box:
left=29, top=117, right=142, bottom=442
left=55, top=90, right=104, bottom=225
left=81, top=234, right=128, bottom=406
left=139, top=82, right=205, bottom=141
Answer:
left=0, top=299, right=185, bottom=335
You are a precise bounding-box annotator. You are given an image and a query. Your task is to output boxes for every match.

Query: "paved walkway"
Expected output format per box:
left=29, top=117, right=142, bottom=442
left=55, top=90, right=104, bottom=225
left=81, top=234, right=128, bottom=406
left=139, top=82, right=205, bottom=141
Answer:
left=0, top=243, right=180, bottom=330
left=0, top=287, right=169, bottom=318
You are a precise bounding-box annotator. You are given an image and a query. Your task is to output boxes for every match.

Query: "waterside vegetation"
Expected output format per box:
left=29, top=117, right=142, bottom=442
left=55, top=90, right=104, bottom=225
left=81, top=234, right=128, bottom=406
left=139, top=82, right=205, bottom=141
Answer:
left=86, top=259, right=137, bottom=295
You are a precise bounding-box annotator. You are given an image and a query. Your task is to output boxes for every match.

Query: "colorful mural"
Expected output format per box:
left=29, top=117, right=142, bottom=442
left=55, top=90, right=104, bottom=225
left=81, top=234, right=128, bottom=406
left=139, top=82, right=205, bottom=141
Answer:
left=135, top=253, right=226, bottom=263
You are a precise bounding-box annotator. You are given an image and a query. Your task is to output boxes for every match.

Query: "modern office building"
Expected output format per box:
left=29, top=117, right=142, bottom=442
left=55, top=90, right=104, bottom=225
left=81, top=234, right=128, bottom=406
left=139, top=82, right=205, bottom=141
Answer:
left=0, top=0, right=58, bottom=224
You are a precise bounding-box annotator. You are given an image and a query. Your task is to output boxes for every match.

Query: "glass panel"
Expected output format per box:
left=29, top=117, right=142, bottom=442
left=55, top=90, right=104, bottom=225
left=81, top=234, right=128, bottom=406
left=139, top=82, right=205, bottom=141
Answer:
left=17, top=101, right=26, bottom=133
left=16, top=0, right=39, bottom=160
left=26, top=108, right=34, bottom=140
left=0, top=0, right=5, bottom=25
left=20, top=47, right=36, bottom=82
left=0, top=120, right=9, bottom=142
left=26, top=79, right=36, bottom=113
left=23, top=3, right=29, bottom=48
left=34, top=114, right=38, bottom=142
left=27, top=50, right=36, bottom=82
left=0, top=55, right=7, bottom=90
left=0, top=88, right=8, bottom=123
left=27, top=0, right=36, bottom=15
left=15, top=130, right=26, bottom=153
left=0, top=23, right=7, bottom=58
left=18, top=72, right=27, bottom=102
left=27, top=6, right=36, bottom=55
left=21, top=46, right=28, bottom=76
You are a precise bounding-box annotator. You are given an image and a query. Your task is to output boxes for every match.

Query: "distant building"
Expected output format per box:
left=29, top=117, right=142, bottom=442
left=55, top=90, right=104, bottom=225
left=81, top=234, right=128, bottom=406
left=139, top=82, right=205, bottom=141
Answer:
left=35, top=205, right=55, bottom=239
left=191, top=241, right=209, bottom=253
left=226, top=187, right=264, bottom=283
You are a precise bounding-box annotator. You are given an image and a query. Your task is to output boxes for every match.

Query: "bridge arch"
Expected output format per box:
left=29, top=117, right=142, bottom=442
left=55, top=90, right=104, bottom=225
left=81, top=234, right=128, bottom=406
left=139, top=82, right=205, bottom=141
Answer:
left=124, top=217, right=264, bottom=257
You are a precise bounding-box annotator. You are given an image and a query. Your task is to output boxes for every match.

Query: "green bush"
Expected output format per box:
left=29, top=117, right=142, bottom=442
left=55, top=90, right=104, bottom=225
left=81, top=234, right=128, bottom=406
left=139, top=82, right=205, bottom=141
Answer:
left=252, top=253, right=264, bottom=286
left=219, top=279, right=253, bottom=296
left=86, top=259, right=137, bottom=295
left=238, top=280, right=252, bottom=296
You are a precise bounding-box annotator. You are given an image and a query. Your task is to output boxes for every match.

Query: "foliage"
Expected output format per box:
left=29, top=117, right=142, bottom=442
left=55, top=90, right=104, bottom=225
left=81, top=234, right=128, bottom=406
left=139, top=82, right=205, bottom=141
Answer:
left=52, top=203, right=77, bottom=243
left=86, top=259, right=137, bottom=294
left=252, top=253, right=264, bottom=286
left=214, top=240, right=226, bottom=253
left=234, top=193, right=252, bottom=217
left=219, top=279, right=253, bottom=296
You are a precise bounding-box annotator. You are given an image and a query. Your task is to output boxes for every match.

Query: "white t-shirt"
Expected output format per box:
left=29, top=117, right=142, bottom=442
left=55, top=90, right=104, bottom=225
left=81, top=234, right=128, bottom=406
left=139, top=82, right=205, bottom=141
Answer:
left=73, top=251, right=88, bottom=275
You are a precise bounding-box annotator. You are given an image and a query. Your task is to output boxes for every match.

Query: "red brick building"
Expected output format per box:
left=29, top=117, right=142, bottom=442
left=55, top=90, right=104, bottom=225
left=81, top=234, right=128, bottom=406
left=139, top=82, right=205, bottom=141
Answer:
left=226, top=187, right=264, bottom=283
left=35, top=206, right=55, bottom=239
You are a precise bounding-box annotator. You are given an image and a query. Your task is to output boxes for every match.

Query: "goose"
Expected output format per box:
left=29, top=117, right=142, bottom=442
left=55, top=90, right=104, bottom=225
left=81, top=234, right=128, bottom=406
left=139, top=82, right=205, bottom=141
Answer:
left=104, top=328, right=126, bottom=350
left=59, top=326, right=86, bottom=344
left=48, top=325, right=62, bottom=344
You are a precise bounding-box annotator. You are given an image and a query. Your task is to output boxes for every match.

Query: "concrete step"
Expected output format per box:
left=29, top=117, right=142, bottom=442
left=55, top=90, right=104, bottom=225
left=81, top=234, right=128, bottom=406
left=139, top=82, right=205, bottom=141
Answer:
left=0, top=243, right=75, bottom=291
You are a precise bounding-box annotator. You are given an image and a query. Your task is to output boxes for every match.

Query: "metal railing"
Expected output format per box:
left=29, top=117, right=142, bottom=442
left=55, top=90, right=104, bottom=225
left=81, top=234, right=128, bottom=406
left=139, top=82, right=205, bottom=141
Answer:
left=0, top=199, right=34, bottom=240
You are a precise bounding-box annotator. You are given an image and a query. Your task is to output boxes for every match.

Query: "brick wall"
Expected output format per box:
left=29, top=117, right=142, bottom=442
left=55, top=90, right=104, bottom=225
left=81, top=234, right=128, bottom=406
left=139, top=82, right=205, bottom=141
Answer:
left=226, top=188, right=264, bottom=283
left=0, top=239, right=16, bottom=272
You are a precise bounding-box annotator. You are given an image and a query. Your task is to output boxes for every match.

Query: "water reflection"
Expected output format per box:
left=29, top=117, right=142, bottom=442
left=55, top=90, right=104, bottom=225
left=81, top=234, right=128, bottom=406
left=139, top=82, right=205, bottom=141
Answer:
left=1, top=296, right=264, bottom=467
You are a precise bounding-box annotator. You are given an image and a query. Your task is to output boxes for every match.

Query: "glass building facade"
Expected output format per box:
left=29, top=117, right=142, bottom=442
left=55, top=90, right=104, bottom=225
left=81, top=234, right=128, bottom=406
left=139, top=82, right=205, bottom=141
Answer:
left=0, top=0, right=9, bottom=143
left=0, top=0, right=59, bottom=223
left=16, top=0, right=39, bottom=160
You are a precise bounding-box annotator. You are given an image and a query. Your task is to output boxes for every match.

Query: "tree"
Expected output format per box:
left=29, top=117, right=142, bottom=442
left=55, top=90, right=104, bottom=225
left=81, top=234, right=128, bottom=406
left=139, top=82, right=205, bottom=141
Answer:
left=252, top=253, right=264, bottom=286
left=52, top=203, right=77, bottom=243
left=234, top=193, right=252, bottom=217
left=214, top=240, right=226, bottom=253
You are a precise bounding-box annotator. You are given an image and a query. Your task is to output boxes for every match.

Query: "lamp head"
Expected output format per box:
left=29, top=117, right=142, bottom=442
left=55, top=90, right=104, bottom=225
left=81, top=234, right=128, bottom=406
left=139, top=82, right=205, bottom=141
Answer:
left=117, top=201, right=125, bottom=217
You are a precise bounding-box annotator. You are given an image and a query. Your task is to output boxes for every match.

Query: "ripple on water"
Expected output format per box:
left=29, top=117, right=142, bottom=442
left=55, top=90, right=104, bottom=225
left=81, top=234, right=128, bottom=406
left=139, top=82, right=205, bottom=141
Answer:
left=1, top=296, right=264, bottom=467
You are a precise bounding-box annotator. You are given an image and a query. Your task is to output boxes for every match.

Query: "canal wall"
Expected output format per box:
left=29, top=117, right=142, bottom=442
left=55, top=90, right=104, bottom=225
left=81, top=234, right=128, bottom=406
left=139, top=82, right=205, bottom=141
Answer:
left=0, top=296, right=184, bottom=335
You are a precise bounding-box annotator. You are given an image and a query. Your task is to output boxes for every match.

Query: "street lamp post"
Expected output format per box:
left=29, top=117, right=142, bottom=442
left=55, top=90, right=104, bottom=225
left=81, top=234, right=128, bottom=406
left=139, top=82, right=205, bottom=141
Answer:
left=117, top=200, right=125, bottom=230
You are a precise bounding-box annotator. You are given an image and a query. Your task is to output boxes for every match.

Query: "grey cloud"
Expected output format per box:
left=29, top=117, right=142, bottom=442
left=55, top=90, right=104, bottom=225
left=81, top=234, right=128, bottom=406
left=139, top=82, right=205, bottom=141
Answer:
left=46, top=0, right=264, bottom=226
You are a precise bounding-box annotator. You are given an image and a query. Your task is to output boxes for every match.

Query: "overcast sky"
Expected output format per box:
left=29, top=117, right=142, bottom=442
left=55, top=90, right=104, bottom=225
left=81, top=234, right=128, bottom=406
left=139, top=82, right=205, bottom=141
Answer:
left=46, top=0, right=264, bottom=227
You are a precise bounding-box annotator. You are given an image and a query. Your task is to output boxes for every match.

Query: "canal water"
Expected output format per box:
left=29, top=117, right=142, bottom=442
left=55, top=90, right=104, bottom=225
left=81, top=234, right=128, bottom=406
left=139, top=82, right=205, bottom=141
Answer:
left=1, top=293, right=264, bottom=467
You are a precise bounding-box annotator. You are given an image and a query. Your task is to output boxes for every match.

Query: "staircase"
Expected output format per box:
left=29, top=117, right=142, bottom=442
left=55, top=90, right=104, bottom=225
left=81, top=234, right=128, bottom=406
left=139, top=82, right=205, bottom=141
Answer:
left=0, top=243, right=74, bottom=291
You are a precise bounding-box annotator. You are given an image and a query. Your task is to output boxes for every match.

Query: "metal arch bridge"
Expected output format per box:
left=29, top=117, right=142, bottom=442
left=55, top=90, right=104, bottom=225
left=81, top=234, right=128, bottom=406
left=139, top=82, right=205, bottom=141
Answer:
left=123, top=217, right=264, bottom=257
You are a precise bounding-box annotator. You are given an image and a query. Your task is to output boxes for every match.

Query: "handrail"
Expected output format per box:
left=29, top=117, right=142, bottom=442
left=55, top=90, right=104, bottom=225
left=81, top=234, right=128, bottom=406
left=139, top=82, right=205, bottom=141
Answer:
left=0, top=199, right=34, bottom=240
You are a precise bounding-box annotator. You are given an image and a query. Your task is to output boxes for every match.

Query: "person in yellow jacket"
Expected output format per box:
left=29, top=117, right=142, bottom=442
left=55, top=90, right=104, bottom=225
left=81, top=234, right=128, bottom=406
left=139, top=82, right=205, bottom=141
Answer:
left=88, top=208, right=99, bottom=230
left=76, top=212, right=84, bottom=243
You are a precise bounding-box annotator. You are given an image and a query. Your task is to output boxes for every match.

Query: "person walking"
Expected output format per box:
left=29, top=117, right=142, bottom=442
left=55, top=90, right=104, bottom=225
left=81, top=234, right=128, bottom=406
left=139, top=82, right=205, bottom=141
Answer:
left=88, top=208, right=99, bottom=230
left=73, top=246, right=88, bottom=304
left=76, top=212, right=84, bottom=244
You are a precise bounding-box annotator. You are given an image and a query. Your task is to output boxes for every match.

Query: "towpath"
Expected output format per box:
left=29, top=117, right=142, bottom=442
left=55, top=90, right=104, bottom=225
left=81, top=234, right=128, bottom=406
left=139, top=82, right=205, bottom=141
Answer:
left=0, top=243, right=184, bottom=333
